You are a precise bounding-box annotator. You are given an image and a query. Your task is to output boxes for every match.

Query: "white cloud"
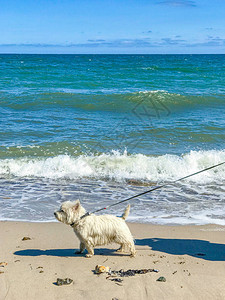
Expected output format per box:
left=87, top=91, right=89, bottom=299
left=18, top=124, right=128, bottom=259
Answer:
left=156, top=0, right=196, bottom=7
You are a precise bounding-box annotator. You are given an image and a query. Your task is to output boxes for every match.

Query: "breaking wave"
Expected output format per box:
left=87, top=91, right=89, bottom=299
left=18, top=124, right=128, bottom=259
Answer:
left=0, top=149, right=224, bottom=183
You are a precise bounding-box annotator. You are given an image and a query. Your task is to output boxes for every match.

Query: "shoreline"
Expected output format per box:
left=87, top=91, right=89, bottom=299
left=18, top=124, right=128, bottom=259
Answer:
left=2, top=218, right=225, bottom=226
left=1, top=221, right=225, bottom=299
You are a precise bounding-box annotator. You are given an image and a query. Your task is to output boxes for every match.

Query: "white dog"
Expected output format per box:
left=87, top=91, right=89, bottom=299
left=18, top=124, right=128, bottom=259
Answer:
left=54, top=200, right=136, bottom=258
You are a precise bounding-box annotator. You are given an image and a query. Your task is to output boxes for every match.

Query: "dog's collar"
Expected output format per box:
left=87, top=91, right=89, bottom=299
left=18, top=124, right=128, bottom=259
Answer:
left=70, top=212, right=90, bottom=227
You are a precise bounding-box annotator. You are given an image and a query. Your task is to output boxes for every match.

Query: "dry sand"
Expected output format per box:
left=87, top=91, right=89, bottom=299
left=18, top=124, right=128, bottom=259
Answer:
left=1, top=221, right=225, bottom=300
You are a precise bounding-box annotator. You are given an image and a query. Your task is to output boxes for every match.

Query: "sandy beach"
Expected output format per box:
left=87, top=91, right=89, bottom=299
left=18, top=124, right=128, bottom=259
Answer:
left=1, top=221, right=225, bottom=300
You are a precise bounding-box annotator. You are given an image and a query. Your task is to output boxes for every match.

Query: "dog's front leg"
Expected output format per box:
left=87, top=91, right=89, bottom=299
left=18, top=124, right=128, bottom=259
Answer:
left=75, top=242, right=85, bottom=254
left=85, top=242, right=94, bottom=258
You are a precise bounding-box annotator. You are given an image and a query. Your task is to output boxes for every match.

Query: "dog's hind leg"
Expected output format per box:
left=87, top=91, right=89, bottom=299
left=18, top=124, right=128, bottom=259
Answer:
left=129, top=242, right=136, bottom=257
left=116, top=244, right=126, bottom=253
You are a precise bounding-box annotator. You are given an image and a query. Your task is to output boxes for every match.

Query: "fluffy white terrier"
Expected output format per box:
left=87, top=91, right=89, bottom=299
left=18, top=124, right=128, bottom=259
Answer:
left=54, top=200, right=136, bottom=258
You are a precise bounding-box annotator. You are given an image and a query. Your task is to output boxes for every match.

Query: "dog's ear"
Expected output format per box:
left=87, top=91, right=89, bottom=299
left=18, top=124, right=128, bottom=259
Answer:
left=73, top=200, right=80, bottom=211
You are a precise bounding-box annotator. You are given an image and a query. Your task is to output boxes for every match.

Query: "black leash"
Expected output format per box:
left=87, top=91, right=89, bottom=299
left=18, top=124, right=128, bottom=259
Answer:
left=80, top=161, right=225, bottom=220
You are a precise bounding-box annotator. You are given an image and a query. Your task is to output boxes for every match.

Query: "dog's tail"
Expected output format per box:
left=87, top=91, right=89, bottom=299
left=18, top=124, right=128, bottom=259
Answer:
left=121, top=204, right=130, bottom=220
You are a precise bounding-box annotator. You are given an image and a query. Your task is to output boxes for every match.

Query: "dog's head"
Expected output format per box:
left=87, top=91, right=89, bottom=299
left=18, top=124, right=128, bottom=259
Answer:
left=54, top=200, right=86, bottom=225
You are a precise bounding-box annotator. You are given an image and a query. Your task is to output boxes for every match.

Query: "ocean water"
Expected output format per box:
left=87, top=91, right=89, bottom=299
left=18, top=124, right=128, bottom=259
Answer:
left=0, top=54, right=225, bottom=225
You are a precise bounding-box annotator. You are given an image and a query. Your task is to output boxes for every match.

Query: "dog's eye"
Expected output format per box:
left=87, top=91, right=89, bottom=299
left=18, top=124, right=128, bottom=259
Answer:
left=60, top=209, right=64, bottom=213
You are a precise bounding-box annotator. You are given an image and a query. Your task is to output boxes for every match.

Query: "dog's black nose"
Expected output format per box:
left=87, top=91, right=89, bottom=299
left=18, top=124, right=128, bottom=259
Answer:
left=54, top=212, right=57, bottom=216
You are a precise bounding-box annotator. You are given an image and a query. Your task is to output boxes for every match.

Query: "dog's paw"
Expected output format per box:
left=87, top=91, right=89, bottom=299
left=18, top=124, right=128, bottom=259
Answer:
left=116, top=247, right=124, bottom=253
left=85, top=254, right=93, bottom=258
left=130, top=252, right=136, bottom=258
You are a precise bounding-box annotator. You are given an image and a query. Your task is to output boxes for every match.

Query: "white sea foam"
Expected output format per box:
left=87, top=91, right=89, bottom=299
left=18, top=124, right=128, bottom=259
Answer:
left=0, top=149, right=225, bottom=225
left=0, top=149, right=224, bottom=183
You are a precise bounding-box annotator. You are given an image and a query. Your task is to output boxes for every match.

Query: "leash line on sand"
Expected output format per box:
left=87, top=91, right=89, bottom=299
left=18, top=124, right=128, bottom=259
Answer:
left=80, top=161, right=225, bottom=219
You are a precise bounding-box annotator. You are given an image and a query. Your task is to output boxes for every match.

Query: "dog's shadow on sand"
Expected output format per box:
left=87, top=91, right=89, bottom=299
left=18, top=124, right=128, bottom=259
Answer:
left=14, top=238, right=225, bottom=261
left=135, top=237, right=225, bottom=261
left=14, top=248, right=124, bottom=258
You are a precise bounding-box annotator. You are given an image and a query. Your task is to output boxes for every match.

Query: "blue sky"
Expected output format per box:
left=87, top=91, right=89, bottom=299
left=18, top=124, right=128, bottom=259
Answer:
left=0, top=0, right=225, bottom=54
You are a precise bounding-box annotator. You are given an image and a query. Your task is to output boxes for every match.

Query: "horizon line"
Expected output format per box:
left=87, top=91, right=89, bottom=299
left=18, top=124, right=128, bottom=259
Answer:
left=0, top=52, right=225, bottom=55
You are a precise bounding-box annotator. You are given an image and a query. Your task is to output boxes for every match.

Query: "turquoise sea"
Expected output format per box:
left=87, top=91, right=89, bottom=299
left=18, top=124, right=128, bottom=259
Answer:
left=0, top=54, right=225, bottom=224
